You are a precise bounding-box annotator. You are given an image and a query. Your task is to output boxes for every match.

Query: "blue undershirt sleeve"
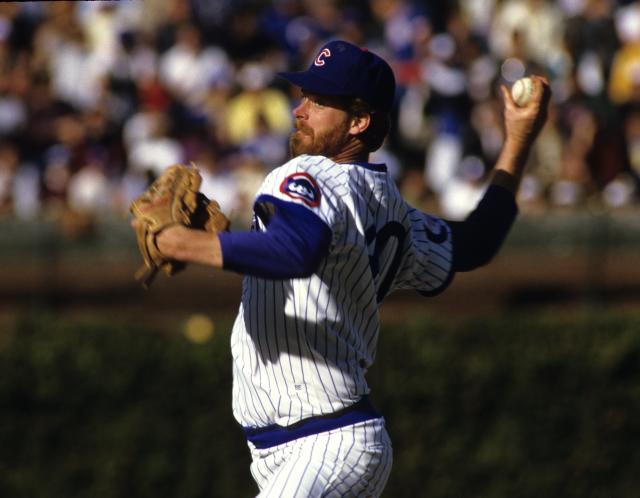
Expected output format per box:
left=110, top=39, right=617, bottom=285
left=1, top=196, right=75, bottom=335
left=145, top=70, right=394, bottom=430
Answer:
left=448, top=184, right=518, bottom=272
left=217, top=197, right=332, bottom=279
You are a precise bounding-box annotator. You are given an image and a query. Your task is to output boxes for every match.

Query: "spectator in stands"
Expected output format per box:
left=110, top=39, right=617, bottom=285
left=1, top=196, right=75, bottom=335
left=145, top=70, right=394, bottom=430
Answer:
left=0, top=0, right=635, bottom=227
left=490, top=0, right=565, bottom=72
left=159, top=22, right=232, bottom=111
left=224, top=61, right=291, bottom=162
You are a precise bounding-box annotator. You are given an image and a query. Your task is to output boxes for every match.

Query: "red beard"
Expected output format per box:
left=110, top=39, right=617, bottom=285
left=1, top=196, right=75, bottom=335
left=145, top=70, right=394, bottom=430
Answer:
left=289, top=119, right=350, bottom=158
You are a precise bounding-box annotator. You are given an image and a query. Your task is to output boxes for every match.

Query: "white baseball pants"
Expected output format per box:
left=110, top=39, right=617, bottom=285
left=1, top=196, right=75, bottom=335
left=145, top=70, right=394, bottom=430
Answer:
left=249, top=417, right=392, bottom=497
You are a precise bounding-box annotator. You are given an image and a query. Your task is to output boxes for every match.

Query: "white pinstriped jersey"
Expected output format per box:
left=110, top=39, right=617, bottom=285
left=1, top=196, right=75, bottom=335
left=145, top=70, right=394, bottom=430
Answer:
left=231, top=154, right=453, bottom=429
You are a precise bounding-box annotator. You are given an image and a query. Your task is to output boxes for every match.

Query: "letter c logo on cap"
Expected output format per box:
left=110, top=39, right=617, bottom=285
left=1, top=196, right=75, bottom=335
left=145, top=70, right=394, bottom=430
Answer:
left=314, top=48, right=331, bottom=67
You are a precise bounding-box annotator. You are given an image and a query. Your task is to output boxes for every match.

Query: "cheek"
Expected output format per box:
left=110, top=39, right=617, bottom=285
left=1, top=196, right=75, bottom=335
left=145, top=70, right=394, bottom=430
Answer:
left=311, top=112, right=345, bottom=137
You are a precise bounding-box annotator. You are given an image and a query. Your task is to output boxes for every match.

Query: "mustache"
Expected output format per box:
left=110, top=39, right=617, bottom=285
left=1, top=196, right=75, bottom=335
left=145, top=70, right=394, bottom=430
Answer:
left=294, top=121, right=313, bottom=135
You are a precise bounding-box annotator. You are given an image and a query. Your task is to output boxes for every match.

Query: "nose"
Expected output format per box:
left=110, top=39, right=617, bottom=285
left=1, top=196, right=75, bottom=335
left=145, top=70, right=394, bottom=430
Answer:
left=293, top=98, right=308, bottom=120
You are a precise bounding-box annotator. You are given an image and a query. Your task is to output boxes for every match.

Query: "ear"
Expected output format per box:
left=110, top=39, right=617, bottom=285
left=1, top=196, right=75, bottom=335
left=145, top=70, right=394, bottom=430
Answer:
left=348, top=113, right=371, bottom=137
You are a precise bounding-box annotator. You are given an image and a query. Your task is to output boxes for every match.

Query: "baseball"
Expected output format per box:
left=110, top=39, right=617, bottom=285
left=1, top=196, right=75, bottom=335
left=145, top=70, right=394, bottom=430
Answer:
left=511, top=77, right=535, bottom=107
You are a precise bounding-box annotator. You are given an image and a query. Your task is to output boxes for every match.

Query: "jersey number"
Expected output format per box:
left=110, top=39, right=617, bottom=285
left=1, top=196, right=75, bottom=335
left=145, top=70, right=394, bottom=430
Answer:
left=366, top=222, right=406, bottom=302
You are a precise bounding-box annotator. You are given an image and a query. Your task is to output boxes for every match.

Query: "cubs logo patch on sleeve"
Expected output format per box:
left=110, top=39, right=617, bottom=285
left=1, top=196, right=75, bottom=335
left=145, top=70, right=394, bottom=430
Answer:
left=280, top=172, right=321, bottom=207
left=423, top=217, right=447, bottom=244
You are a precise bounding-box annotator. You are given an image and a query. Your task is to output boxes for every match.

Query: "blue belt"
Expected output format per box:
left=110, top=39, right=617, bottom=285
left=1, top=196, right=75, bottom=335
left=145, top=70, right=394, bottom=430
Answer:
left=243, top=396, right=381, bottom=449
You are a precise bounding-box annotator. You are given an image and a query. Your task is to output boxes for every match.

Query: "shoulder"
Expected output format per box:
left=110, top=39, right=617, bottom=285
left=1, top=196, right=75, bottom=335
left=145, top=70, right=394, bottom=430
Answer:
left=260, top=155, right=347, bottom=212
left=274, top=154, right=337, bottom=174
left=270, top=155, right=347, bottom=189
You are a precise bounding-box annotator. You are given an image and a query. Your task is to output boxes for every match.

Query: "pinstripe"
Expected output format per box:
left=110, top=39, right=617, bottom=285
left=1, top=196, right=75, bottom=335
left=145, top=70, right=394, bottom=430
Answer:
left=332, top=248, right=357, bottom=390
left=333, top=257, right=365, bottom=365
left=327, top=423, right=359, bottom=495
left=362, top=296, right=381, bottom=353
left=370, top=419, right=393, bottom=495
left=346, top=420, right=374, bottom=497
left=333, top=262, right=371, bottom=375
left=310, top=259, right=339, bottom=406
left=232, top=334, right=255, bottom=423
left=251, top=418, right=391, bottom=497
left=244, top=285, right=273, bottom=424
left=409, top=245, right=451, bottom=279
left=334, top=255, right=372, bottom=344
left=320, top=247, right=356, bottom=406
left=274, top=280, right=291, bottom=418
left=254, top=280, right=277, bottom=416
left=268, top=452, right=295, bottom=496
left=284, top=434, right=319, bottom=496
left=242, top=285, right=262, bottom=422
left=264, top=279, right=285, bottom=411
left=280, top=284, right=304, bottom=420
left=231, top=155, right=453, bottom=495
left=367, top=421, right=391, bottom=494
left=314, top=260, right=344, bottom=407
left=306, top=432, right=330, bottom=496
left=320, top=429, right=345, bottom=497
left=333, top=251, right=366, bottom=323
left=344, top=177, right=375, bottom=375
left=349, top=421, right=378, bottom=497
left=290, top=279, right=310, bottom=420
left=251, top=454, right=269, bottom=489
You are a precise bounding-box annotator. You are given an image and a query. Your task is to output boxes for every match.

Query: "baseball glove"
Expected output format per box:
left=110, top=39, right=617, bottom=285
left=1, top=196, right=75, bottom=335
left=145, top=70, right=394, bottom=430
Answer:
left=129, top=163, right=230, bottom=288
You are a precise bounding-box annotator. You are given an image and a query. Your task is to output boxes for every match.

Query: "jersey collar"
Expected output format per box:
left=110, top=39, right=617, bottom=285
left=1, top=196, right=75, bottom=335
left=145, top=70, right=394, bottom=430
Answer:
left=349, top=161, right=387, bottom=172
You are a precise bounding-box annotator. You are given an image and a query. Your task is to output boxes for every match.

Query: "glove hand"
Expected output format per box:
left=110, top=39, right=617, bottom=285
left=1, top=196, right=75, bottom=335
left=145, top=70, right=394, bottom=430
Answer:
left=129, top=163, right=230, bottom=288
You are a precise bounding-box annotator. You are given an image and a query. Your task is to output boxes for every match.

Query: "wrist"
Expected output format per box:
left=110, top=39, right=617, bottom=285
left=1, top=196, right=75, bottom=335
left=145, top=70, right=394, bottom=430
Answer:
left=156, top=224, right=223, bottom=267
left=155, top=224, right=184, bottom=259
left=498, top=138, right=531, bottom=172
left=491, top=139, right=533, bottom=194
left=502, top=137, right=531, bottom=160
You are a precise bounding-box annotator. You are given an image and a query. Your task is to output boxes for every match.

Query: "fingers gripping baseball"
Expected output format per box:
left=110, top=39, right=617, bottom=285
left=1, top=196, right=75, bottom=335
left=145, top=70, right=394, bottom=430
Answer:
left=129, top=163, right=230, bottom=288
left=501, top=75, right=551, bottom=149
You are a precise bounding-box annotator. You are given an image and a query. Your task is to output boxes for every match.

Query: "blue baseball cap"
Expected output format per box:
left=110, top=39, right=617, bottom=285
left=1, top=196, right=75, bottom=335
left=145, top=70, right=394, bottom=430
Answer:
left=278, top=40, right=396, bottom=113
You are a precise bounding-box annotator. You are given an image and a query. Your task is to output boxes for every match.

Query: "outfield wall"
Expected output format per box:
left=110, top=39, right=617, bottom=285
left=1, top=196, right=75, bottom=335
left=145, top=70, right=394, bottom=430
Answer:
left=0, top=212, right=638, bottom=319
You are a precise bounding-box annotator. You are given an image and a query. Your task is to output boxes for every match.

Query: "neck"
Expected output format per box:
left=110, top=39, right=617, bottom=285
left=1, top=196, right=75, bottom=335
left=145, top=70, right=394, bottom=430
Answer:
left=330, top=138, right=369, bottom=164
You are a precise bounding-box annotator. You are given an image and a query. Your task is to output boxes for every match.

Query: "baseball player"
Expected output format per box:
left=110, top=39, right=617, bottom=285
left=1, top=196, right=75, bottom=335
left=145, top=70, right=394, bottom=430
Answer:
left=149, top=40, right=551, bottom=497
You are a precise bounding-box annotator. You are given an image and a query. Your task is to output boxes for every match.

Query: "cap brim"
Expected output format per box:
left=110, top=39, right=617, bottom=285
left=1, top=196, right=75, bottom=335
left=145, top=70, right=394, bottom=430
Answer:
left=277, top=70, right=353, bottom=98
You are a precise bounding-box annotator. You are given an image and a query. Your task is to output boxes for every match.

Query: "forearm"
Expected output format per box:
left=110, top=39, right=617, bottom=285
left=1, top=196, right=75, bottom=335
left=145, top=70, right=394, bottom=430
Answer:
left=489, top=138, right=532, bottom=194
left=454, top=135, right=529, bottom=270
left=449, top=184, right=518, bottom=271
left=155, top=199, right=332, bottom=279
left=156, top=225, right=223, bottom=268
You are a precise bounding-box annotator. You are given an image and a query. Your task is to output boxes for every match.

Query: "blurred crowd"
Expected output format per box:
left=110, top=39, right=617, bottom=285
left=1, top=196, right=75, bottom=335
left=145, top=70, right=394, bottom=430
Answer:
left=0, top=0, right=639, bottom=233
